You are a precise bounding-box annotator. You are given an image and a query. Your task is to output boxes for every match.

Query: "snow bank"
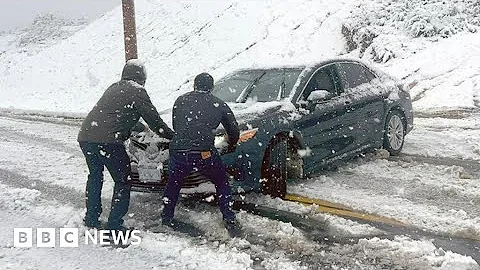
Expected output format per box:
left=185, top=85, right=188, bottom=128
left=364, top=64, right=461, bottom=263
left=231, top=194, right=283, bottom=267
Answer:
left=384, top=33, right=480, bottom=112
left=343, top=0, right=479, bottom=62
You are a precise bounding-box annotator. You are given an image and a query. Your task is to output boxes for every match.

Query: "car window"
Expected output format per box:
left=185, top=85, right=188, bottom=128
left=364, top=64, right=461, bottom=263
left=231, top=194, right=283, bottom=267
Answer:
left=213, top=71, right=263, bottom=102
left=248, top=71, right=284, bottom=102
left=336, top=62, right=374, bottom=91
left=364, top=67, right=377, bottom=81
left=247, top=69, right=302, bottom=102
left=214, top=69, right=302, bottom=103
left=284, top=70, right=301, bottom=97
left=301, top=65, right=336, bottom=101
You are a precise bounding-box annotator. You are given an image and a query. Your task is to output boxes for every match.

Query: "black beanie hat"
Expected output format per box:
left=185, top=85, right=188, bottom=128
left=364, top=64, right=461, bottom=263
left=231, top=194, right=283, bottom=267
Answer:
left=194, top=72, right=214, bottom=92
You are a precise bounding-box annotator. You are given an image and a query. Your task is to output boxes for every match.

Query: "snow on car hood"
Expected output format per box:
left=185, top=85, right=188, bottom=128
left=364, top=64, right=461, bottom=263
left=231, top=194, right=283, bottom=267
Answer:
left=227, top=100, right=296, bottom=124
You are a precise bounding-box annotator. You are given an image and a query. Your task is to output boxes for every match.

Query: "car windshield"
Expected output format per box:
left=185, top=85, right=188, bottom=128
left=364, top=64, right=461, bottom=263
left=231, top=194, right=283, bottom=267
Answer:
left=213, top=69, right=302, bottom=102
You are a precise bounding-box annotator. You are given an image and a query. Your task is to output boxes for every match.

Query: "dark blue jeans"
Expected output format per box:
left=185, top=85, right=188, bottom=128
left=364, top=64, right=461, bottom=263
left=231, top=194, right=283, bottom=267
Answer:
left=79, top=142, right=131, bottom=230
left=162, top=150, right=235, bottom=222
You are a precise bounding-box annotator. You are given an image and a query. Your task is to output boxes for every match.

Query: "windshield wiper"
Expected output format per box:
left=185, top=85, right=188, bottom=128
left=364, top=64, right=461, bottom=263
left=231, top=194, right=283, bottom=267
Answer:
left=235, top=71, right=267, bottom=103
left=277, top=69, right=286, bottom=100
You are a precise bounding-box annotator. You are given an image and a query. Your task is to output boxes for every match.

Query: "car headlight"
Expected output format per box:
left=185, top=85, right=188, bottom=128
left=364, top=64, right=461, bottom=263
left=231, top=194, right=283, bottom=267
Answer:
left=214, top=128, right=258, bottom=150
left=238, top=128, right=258, bottom=143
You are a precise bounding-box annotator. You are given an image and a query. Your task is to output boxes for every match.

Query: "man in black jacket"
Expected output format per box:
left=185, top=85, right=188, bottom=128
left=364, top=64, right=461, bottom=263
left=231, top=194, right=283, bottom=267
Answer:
left=162, top=72, right=241, bottom=235
left=78, top=59, right=174, bottom=231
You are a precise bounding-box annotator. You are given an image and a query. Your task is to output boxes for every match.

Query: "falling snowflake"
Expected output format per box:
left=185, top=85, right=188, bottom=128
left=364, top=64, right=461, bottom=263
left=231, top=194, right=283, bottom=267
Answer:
left=297, top=148, right=312, bottom=157
left=162, top=197, right=170, bottom=204
left=204, top=195, right=215, bottom=202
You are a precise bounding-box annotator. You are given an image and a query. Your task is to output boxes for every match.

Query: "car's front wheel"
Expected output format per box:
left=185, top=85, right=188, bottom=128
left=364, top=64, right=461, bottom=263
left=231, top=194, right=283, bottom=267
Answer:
left=261, top=134, right=303, bottom=198
left=383, top=110, right=406, bottom=156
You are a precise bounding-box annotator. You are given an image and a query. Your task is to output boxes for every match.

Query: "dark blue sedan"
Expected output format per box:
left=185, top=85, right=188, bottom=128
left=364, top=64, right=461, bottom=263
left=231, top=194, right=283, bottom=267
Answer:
left=129, top=59, right=413, bottom=197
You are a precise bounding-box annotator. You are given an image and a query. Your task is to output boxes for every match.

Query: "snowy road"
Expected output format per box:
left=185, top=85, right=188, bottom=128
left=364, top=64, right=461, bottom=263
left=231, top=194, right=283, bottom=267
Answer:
left=0, top=114, right=479, bottom=269
left=2, top=0, right=480, bottom=268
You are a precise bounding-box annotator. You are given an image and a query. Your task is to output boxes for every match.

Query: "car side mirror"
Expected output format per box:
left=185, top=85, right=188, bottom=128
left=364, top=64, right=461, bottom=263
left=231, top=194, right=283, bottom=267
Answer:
left=307, top=90, right=333, bottom=103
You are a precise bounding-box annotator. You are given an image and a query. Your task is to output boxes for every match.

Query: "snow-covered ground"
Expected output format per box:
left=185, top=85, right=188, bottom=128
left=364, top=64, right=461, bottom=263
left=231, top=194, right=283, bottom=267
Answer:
left=1, top=0, right=479, bottom=269
left=1, top=115, right=478, bottom=269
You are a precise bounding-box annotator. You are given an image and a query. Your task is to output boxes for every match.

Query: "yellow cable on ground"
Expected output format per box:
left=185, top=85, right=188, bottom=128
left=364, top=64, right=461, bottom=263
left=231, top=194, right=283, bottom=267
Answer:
left=284, top=193, right=406, bottom=227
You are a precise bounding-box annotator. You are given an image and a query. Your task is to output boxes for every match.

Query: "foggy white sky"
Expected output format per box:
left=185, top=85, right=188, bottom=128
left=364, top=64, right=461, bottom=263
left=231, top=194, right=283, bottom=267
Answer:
left=0, top=0, right=119, bottom=31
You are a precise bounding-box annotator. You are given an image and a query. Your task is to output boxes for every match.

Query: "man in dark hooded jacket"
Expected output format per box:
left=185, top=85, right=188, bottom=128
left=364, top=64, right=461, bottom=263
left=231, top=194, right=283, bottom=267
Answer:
left=78, top=59, right=174, bottom=231
left=161, top=72, right=241, bottom=236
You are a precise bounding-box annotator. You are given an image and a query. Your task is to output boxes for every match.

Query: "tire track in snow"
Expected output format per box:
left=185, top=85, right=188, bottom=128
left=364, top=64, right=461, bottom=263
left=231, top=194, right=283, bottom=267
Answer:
left=322, top=156, right=480, bottom=219
left=1, top=115, right=478, bottom=268
left=391, top=154, right=480, bottom=177
left=0, top=175, right=259, bottom=270
left=0, top=125, right=81, bottom=157
left=0, top=168, right=309, bottom=269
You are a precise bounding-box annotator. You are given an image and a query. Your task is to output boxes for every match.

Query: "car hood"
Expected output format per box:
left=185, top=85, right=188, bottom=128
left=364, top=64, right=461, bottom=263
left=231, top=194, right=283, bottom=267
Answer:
left=157, top=101, right=296, bottom=132
left=227, top=101, right=294, bottom=125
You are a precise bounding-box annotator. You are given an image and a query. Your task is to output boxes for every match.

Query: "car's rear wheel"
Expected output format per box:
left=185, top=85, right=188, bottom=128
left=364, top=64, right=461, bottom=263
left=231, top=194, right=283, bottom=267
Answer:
left=261, top=134, right=303, bottom=198
left=383, top=110, right=406, bottom=156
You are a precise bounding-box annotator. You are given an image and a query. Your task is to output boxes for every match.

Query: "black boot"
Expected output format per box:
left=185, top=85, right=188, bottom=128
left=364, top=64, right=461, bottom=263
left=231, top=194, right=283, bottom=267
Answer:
left=224, top=219, right=243, bottom=238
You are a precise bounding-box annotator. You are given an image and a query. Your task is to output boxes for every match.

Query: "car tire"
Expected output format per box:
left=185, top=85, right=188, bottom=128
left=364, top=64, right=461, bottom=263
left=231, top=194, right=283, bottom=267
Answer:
left=261, top=134, right=302, bottom=198
left=383, top=110, right=406, bottom=156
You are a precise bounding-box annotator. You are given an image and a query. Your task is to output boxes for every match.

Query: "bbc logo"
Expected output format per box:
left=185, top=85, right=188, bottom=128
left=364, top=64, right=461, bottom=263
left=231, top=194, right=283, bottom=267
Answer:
left=14, top=228, right=141, bottom=247
left=14, top=228, right=79, bottom=248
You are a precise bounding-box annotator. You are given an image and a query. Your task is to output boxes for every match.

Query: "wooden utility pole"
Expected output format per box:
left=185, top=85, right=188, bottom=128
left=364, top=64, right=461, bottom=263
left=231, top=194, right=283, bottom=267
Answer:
left=122, top=0, right=138, bottom=61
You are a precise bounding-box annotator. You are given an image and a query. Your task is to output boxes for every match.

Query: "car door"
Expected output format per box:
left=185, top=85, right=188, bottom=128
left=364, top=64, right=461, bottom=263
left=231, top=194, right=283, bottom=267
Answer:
left=335, top=62, right=386, bottom=149
left=294, top=64, right=357, bottom=175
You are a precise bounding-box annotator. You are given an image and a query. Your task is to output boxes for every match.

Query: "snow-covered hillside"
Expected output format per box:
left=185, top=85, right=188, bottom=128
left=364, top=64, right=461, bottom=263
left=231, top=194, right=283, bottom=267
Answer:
left=343, top=0, right=480, bottom=114
left=1, top=0, right=477, bottom=116
left=0, top=14, right=87, bottom=55
left=1, top=1, right=480, bottom=269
